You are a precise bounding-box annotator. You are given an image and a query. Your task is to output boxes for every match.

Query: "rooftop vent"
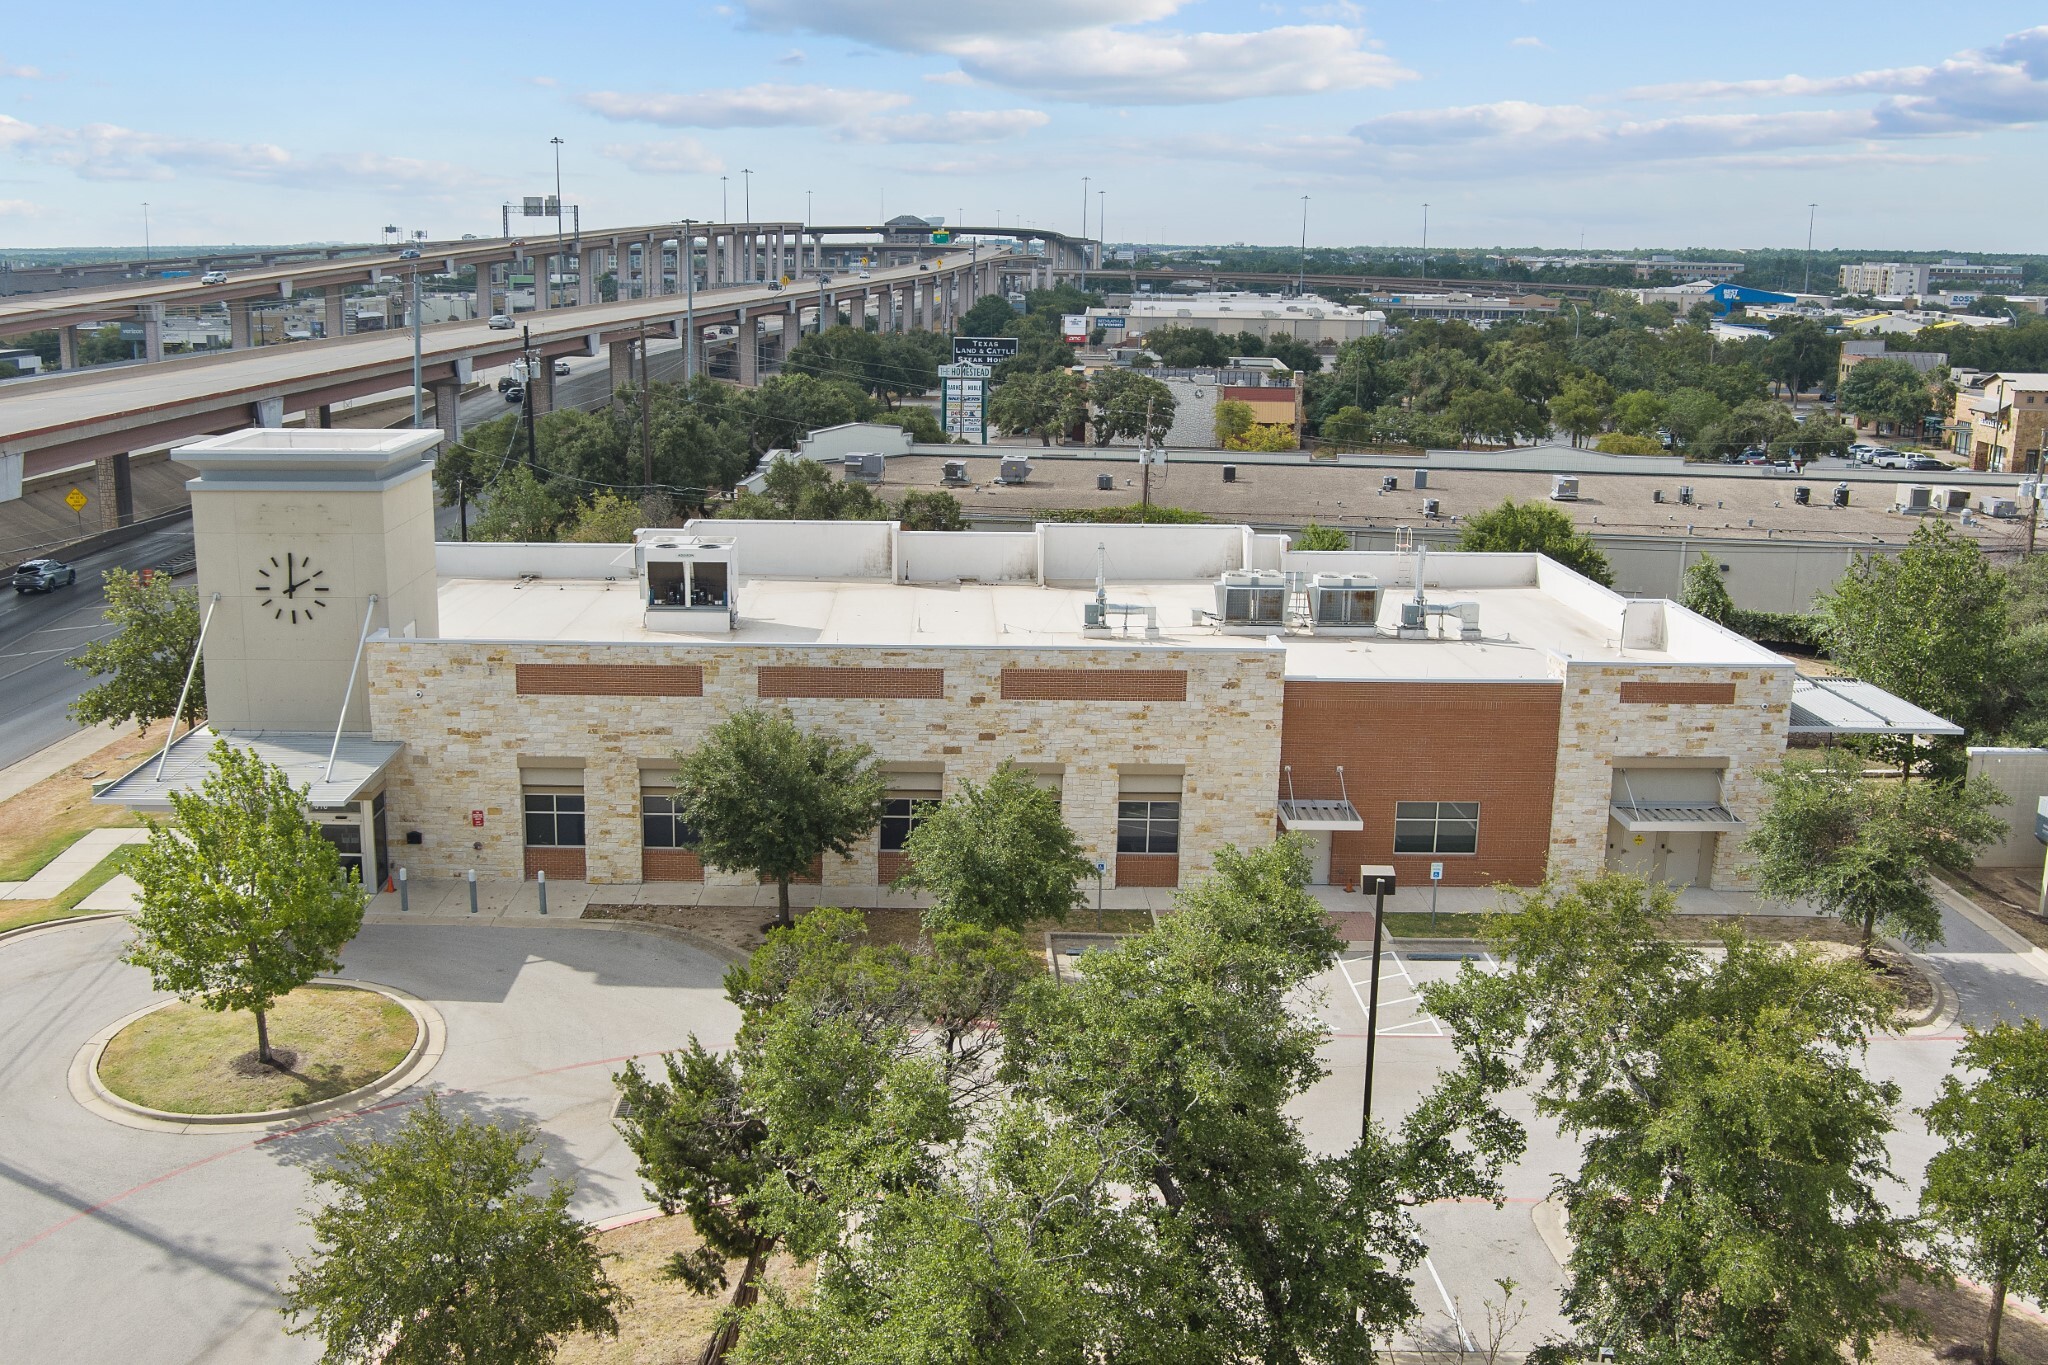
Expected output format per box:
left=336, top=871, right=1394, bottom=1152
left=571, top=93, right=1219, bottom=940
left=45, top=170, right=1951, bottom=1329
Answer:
left=997, top=458, right=1032, bottom=485
left=1551, top=474, right=1579, bottom=501
left=1215, top=569, right=1287, bottom=627
left=941, top=460, right=970, bottom=486
left=1309, top=573, right=1381, bottom=628
left=1895, top=484, right=1934, bottom=514
left=1793, top=485, right=1811, bottom=505
left=1833, top=483, right=1850, bottom=507
left=845, top=452, right=885, bottom=483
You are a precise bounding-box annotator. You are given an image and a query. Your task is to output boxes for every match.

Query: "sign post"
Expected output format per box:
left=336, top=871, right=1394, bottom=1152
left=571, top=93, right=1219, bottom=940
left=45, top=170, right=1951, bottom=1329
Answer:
left=952, top=336, right=1019, bottom=366
left=1430, top=859, right=1444, bottom=932
left=937, top=362, right=992, bottom=444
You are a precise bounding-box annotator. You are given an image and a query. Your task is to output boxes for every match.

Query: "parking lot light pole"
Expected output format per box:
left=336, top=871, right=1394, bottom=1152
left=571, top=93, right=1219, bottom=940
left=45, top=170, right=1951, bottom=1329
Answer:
left=1360, top=864, right=1396, bottom=1137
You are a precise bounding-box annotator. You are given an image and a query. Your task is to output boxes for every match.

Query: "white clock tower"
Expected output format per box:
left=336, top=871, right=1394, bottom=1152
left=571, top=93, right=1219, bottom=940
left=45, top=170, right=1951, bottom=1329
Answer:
left=178, top=429, right=442, bottom=733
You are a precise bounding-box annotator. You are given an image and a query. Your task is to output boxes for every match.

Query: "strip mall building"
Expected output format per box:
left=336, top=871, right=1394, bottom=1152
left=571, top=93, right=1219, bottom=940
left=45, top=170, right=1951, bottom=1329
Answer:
left=99, top=431, right=1955, bottom=895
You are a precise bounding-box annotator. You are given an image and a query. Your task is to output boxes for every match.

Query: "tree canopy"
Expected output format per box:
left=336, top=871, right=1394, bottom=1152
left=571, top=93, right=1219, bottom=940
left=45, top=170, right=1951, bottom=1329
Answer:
left=1455, top=497, right=1614, bottom=585
left=1839, top=357, right=1936, bottom=431
left=69, top=568, right=205, bottom=735
left=896, top=762, right=1092, bottom=933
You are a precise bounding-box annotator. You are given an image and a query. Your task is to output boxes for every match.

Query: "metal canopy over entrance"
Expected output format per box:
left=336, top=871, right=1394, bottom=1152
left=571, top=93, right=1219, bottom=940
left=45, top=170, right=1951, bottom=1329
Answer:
left=1789, top=676, right=1964, bottom=737
left=1277, top=764, right=1364, bottom=831
left=1608, top=801, right=1744, bottom=833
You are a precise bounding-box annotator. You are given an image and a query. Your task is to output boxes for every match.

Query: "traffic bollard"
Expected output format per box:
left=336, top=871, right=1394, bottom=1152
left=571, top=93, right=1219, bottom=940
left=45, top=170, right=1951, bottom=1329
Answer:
left=537, top=868, right=548, bottom=915
left=398, top=866, right=409, bottom=913
left=468, top=867, right=478, bottom=914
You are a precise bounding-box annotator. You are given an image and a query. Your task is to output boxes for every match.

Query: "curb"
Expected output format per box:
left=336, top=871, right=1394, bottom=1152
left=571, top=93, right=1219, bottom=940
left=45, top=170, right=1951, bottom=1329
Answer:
left=1891, top=941, right=1956, bottom=1034
left=1532, top=1196, right=1573, bottom=1266
left=365, top=912, right=749, bottom=965
left=70, top=979, right=447, bottom=1135
left=1931, top=875, right=2048, bottom=986
left=0, top=909, right=129, bottom=948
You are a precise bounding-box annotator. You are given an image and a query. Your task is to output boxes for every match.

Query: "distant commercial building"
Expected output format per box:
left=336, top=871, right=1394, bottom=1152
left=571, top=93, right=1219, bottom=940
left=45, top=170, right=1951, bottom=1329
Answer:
left=1508, top=254, right=1744, bottom=282
left=1946, top=370, right=2048, bottom=472
left=1369, top=291, right=1559, bottom=325
left=1094, top=361, right=1301, bottom=448
left=1837, top=339, right=1947, bottom=391
left=1096, top=293, right=1386, bottom=348
left=1839, top=259, right=2024, bottom=296
left=0, top=346, right=41, bottom=375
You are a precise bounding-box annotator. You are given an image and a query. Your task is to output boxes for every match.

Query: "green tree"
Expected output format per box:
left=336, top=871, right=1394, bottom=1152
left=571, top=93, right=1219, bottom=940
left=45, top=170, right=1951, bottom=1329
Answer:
left=1763, top=316, right=1840, bottom=397
left=559, top=491, right=647, bottom=543
left=469, top=464, right=569, bottom=541
left=897, top=762, right=1091, bottom=933
left=986, top=368, right=1084, bottom=446
left=1840, top=357, right=1935, bottom=431
left=1423, top=873, right=1921, bottom=1364
left=1141, top=324, right=1229, bottom=368
left=68, top=568, right=205, bottom=735
left=1549, top=373, right=1612, bottom=446
left=123, top=740, right=367, bottom=1066
left=1816, top=520, right=2008, bottom=752
left=1213, top=397, right=1256, bottom=446
left=1610, top=388, right=1667, bottom=435
left=957, top=293, right=1017, bottom=339
left=1293, top=521, right=1349, bottom=551
left=1680, top=551, right=1737, bottom=624
left=1592, top=432, right=1665, bottom=455
left=1446, top=386, right=1544, bottom=445
left=1661, top=385, right=1730, bottom=448
left=672, top=709, right=885, bottom=927
left=893, top=489, right=965, bottom=531
left=720, top=458, right=893, bottom=522
left=890, top=405, right=947, bottom=444
left=1226, top=421, right=1298, bottom=452
left=1920, top=1020, right=2048, bottom=1365
left=1085, top=368, right=1175, bottom=447
left=1456, top=497, right=1614, bottom=585
left=281, top=1094, right=622, bottom=1364
left=1746, top=752, right=2004, bottom=959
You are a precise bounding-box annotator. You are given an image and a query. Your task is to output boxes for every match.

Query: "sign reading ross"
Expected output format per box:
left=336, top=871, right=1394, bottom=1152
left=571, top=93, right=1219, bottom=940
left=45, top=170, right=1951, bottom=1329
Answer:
left=952, top=336, right=1020, bottom=365
left=64, top=487, right=88, bottom=513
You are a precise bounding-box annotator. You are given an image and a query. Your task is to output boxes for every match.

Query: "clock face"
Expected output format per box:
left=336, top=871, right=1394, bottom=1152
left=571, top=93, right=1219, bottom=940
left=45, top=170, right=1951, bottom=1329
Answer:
left=254, top=550, right=330, bottom=625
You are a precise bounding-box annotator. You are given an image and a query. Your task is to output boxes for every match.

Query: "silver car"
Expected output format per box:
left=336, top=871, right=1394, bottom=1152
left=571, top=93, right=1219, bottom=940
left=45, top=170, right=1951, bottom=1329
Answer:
left=13, top=558, right=77, bottom=593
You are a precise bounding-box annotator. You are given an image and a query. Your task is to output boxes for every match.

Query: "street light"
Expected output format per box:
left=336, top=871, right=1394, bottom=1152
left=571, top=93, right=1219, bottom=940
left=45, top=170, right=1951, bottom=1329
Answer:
left=1298, top=195, right=1309, bottom=295
left=1358, top=865, right=1397, bottom=1136
left=742, top=168, right=752, bottom=222
left=550, top=136, right=566, bottom=308
left=1803, top=202, right=1817, bottom=296
left=721, top=174, right=728, bottom=222
left=1421, top=202, right=1430, bottom=276
left=681, top=218, right=698, bottom=380
left=142, top=202, right=151, bottom=261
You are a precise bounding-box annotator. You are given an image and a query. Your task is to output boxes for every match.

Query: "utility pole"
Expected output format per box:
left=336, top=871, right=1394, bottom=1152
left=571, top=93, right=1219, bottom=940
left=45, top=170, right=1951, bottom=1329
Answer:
left=681, top=219, right=698, bottom=380
left=721, top=175, right=728, bottom=223
left=521, top=323, right=539, bottom=467
left=1298, top=195, right=1309, bottom=294
left=638, top=320, right=653, bottom=494
left=742, top=168, right=752, bottom=223
left=1081, top=175, right=1090, bottom=247
left=1421, top=203, right=1429, bottom=276
left=410, top=267, right=423, bottom=427
left=551, top=136, right=566, bottom=309
left=456, top=477, right=467, bottom=541
left=1098, top=189, right=1106, bottom=270
left=1141, top=393, right=1155, bottom=514
left=1803, top=202, right=1817, bottom=295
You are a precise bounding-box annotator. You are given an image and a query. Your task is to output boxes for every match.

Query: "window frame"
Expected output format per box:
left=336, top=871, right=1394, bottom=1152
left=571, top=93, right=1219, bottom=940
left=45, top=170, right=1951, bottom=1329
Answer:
left=1392, top=800, right=1479, bottom=856
left=1116, top=798, right=1182, bottom=855
left=879, top=795, right=938, bottom=852
left=640, top=792, right=698, bottom=849
left=523, top=790, right=587, bottom=849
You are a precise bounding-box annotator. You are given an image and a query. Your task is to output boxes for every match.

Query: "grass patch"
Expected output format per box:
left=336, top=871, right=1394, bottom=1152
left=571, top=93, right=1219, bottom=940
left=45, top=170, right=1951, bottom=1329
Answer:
left=554, top=1213, right=808, bottom=1365
left=1383, top=911, right=1493, bottom=939
left=0, top=843, right=141, bottom=936
left=96, top=984, right=416, bottom=1115
left=0, top=728, right=153, bottom=882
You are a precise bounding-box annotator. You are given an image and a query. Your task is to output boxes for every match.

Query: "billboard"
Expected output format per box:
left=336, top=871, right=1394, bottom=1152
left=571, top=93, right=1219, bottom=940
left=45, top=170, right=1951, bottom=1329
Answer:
left=1061, top=313, right=1088, bottom=343
left=953, top=336, right=1020, bottom=365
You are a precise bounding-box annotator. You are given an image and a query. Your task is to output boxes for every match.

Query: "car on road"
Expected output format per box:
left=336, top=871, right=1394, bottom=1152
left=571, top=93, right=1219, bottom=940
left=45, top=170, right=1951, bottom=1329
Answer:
left=199, top=270, right=228, bottom=285
left=858, top=270, right=871, bottom=279
left=496, top=375, right=517, bottom=393
left=553, top=359, right=571, bottom=376
left=488, top=314, right=514, bottom=330
left=503, top=384, right=525, bottom=404
left=13, top=558, right=76, bottom=593
left=766, top=279, right=783, bottom=292
left=918, top=263, right=932, bottom=271
left=398, top=248, right=422, bottom=259
left=1905, top=456, right=1951, bottom=472
left=1872, top=451, right=1914, bottom=469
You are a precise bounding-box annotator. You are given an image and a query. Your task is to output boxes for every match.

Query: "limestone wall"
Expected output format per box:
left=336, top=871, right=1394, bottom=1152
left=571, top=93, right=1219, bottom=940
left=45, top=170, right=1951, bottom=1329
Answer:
left=1546, top=660, right=1794, bottom=888
left=364, top=640, right=1286, bottom=887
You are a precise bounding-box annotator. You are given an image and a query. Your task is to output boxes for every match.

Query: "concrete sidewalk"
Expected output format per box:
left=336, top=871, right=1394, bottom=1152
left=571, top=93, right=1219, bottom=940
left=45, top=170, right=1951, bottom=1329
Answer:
left=0, top=827, right=147, bottom=900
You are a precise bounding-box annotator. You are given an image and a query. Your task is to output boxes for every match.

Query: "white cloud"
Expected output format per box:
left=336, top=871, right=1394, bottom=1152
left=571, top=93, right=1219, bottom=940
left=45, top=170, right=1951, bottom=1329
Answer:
left=1510, top=36, right=1546, bottom=50
left=775, top=48, right=806, bottom=65
left=922, top=70, right=975, bottom=85
left=601, top=137, right=725, bottom=174
left=0, top=197, right=46, bottom=216
left=950, top=25, right=1412, bottom=104
left=835, top=108, right=1050, bottom=143
left=739, top=0, right=1185, bottom=47
left=578, top=83, right=910, bottom=128
left=0, top=114, right=491, bottom=190
left=0, top=60, right=42, bottom=79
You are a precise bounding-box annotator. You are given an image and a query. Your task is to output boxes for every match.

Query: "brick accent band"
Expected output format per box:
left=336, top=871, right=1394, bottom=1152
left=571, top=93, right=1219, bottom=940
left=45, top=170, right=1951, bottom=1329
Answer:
left=1619, top=681, right=1737, bottom=705
left=1001, top=668, right=1188, bottom=701
left=641, top=849, right=705, bottom=882
left=516, top=664, right=703, bottom=697
left=524, top=847, right=587, bottom=880
left=1116, top=852, right=1181, bottom=888
left=757, top=666, right=945, bottom=699
left=877, top=850, right=912, bottom=885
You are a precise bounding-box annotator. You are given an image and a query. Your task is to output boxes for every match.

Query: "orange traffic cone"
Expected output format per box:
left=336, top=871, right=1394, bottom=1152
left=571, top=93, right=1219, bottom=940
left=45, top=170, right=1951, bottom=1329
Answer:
left=382, top=872, right=397, bottom=894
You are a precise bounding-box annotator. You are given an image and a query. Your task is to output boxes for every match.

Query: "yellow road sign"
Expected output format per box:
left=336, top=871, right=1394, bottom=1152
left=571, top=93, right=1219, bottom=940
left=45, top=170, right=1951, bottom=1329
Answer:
left=64, top=487, right=87, bottom=512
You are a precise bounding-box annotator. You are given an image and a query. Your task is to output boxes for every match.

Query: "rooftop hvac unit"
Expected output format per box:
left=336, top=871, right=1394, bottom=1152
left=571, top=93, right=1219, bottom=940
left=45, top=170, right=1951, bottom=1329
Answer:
left=1793, top=485, right=1811, bottom=505
left=1550, top=475, right=1580, bottom=501
left=997, top=458, right=1032, bottom=485
left=1415, top=469, right=1430, bottom=489
left=1214, top=569, right=1287, bottom=627
left=1895, top=483, right=1933, bottom=514
left=1833, top=483, right=1850, bottom=507
left=1096, top=473, right=1115, bottom=491
left=1677, top=484, right=1695, bottom=506
left=1423, top=498, right=1441, bottom=518
left=941, top=460, right=970, bottom=486
left=1985, top=496, right=2020, bottom=519
left=1931, top=486, right=1971, bottom=513
left=1223, top=465, right=1237, bottom=483
left=1309, top=573, right=1382, bottom=628
left=845, top=452, right=886, bottom=483
left=1380, top=475, right=1398, bottom=493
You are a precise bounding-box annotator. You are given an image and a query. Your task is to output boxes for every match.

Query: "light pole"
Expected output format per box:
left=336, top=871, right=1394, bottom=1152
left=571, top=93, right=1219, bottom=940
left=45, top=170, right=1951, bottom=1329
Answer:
left=1081, top=174, right=1090, bottom=245
left=1298, top=195, right=1309, bottom=294
left=141, top=202, right=150, bottom=261
left=742, top=168, right=752, bottom=221
left=550, top=136, right=566, bottom=308
left=1803, top=202, right=1817, bottom=295
left=721, top=175, right=728, bottom=222
left=1358, top=865, right=1396, bottom=1136
left=682, top=218, right=698, bottom=380
left=1421, top=202, right=1429, bottom=276
left=806, top=188, right=812, bottom=230
left=1098, top=189, right=1105, bottom=270
left=410, top=266, right=423, bottom=427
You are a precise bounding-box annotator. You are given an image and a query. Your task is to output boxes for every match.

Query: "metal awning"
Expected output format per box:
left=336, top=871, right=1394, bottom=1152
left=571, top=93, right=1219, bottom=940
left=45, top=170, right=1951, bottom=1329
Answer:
left=1278, top=798, right=1364, bottom=831
left=1789, top=677, right=1965, bottom=737
left=94, top=728, right=404, bottom=811
left=1610, top=802, right=1745, bottom=833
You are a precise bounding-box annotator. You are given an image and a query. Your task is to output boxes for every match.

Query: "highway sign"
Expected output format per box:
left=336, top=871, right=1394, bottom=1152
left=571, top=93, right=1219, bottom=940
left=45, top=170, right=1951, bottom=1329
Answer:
left=64, top=487, right=87, bottom=513
left=938, top=362, right=993, bottom=379
left=953, top=336, right=1019, bottom=365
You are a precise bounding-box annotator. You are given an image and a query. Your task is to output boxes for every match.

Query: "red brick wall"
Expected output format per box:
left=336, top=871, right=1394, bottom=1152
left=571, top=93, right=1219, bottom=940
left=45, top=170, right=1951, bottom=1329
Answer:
left=756, top=666, right=944, bottom=699
left=877, top=851, right=912, bottom=885
left=641, top=850, right=704, bottom=882
left=760, top=854, right=826, bottom=885
left=1280, top=681, right=1562, bottom=887
left=1116, top=853, right=1180, bottom=887
left=1000, top=669, right=1188, bottom=701
left=524, top=847, right=587, bottom=880
left=1618, top=681, right=1737, bottom=705
left=515, top=664, right=703, bottom=696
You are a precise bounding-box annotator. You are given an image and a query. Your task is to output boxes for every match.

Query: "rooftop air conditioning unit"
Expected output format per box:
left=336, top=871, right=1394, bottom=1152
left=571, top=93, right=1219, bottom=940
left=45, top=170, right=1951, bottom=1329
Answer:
left=845, top=452, right=886, bottom=483
left=1984, top=496, right=2020, bottom=519
left=1423, top=498, right=1441, bottom=518
left=1551, top=475, right=1580, bottom=501
left=1215, top=569, right=1287, bottom=627
left=1931, top=486, right=1971, bottom=513
left=1794, top=485, right=1811, bottom=505
left=997, top=458, right=1032, bottom=485
left=1895, top=483, right=1934, bottom=514
left=1380, top=475, right=1398, bottom=493
left=1833, top=483, right=1850, bottom=507
left=1097, top=473, right=1115, bottom=491
left=941, top=460, right=970, bottom=486
left=1677, top=484, right=1695, bottom=506
left=1308, top=573, right=1382, bottom=628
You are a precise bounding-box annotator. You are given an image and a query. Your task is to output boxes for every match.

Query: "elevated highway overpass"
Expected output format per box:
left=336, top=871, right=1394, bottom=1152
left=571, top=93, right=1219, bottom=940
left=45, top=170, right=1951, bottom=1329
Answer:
left=0, top=248, right=1010, bottom=524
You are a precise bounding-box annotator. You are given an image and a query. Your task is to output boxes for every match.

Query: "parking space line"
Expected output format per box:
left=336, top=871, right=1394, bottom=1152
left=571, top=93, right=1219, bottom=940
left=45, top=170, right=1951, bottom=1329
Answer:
left=1424, top=1253, right=1474, bottom=1352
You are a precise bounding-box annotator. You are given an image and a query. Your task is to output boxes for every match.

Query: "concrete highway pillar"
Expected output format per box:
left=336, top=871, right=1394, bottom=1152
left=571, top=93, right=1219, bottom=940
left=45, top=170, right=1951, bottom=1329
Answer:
left=324, top=289, right=345, bottom=338
left=431, top=379, right=464, bottom=443
left=531, top=252, right=551, bottom=311
left=317, top=404, right=334, bottom=428
left=644, top=239, right=661, bottom=296
left=96, top=453, right=133, bottom=529
left=229, top=299, right=253, bottom=349
left=139, top=304, right=163, bottom=362
left=57, top=324, right=76, bottom=370
left=527, top=361, right=555, bottom=416
left=609, top=339, right=636, bottom=397
left=475, top=263, right=493, bottom=320
left=738, top=312, right=758, bottom=385
left=579, top=247, right=602, bottom=306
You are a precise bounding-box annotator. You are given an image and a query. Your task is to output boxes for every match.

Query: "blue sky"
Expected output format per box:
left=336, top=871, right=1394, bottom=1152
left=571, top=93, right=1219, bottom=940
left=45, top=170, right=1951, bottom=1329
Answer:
left=4, top=2, right=2047, bottom=252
